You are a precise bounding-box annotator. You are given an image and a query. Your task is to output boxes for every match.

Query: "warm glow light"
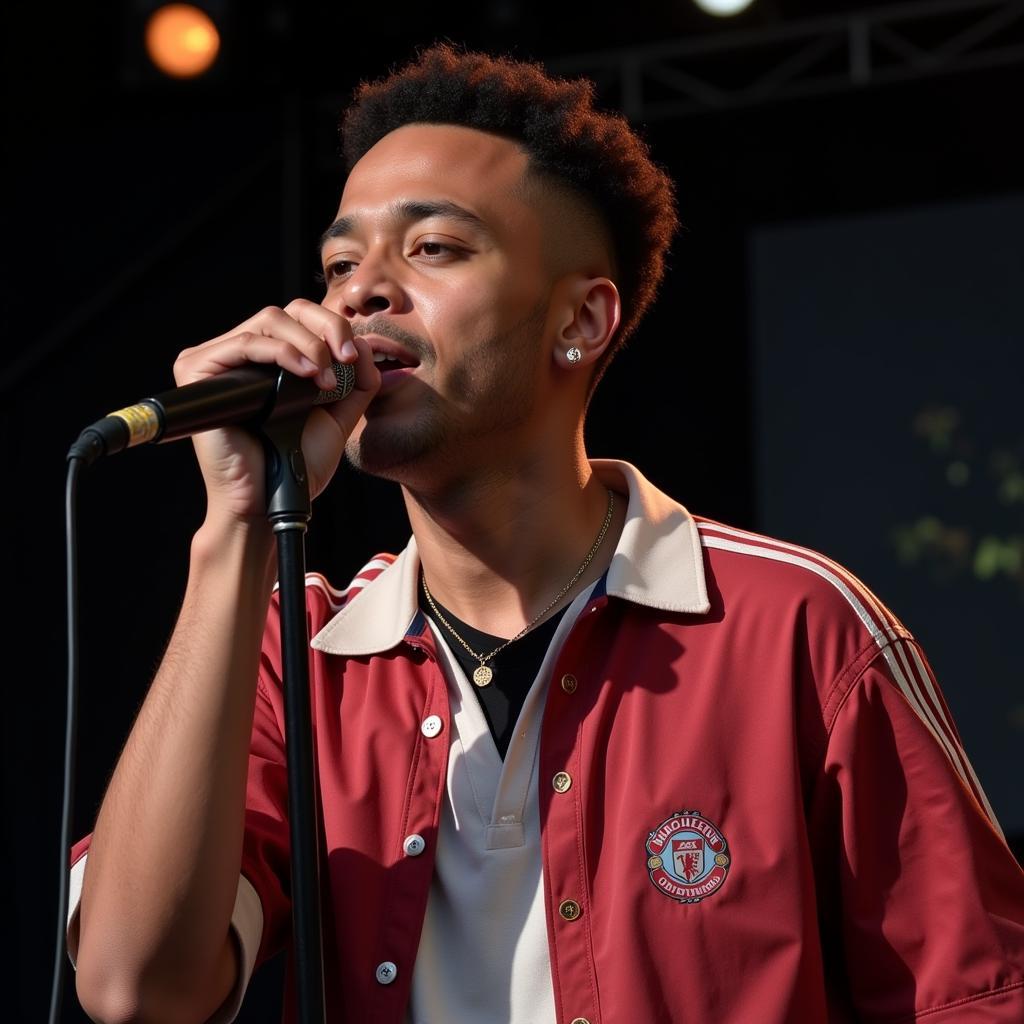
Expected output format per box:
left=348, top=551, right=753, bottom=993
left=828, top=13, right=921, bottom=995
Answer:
left=145, top=4, right=220, bottom=79
left=693, top=0, right=757, bottom=16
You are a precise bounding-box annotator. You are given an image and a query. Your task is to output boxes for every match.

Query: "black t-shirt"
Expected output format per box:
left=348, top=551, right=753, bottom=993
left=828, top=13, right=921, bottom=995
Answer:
left=419, top=580, right=568, bottom=760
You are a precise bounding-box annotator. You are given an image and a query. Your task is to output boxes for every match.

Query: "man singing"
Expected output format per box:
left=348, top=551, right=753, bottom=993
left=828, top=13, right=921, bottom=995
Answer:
left=69, top=44, right=1024, bottom=1023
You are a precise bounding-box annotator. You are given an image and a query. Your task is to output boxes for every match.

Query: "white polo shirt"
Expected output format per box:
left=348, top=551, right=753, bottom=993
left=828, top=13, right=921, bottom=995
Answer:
left=406, top=589, right=596, bottom=1023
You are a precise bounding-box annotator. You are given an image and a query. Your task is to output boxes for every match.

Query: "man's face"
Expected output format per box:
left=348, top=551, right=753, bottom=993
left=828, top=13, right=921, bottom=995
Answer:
left=319, top=123, right=558, bottom=484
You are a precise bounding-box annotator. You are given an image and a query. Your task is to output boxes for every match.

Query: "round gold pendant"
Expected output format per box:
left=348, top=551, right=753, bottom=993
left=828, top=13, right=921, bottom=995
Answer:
left=473, top=665, right=494, bottom=687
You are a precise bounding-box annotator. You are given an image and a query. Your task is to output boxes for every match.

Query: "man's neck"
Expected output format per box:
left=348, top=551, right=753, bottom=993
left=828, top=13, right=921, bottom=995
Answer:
left=403, top=445, right=624, bottom=639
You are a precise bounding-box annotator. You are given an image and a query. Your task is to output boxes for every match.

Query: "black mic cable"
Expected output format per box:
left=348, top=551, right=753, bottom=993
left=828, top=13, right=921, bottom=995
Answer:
left=49, top=456, right=82, bottom=1024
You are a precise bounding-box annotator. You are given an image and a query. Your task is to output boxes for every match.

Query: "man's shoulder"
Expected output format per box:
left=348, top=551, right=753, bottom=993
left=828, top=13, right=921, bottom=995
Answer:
left=691, top=515, right=911, bottom=648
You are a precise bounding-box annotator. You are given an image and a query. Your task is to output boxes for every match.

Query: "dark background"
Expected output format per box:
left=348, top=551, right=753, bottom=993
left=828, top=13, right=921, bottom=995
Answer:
left=4, top=1, right=1022, bottom=1020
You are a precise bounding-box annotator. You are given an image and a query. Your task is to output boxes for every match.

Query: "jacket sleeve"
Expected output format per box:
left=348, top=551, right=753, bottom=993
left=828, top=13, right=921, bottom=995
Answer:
left=813, top=636, right=1024, bottom=1021
left=235, top=660, right=294, bottom=971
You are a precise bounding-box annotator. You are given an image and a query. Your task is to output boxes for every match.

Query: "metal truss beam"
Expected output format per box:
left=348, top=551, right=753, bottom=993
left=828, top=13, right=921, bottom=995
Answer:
left=545, top=0, right=1024, bottom=119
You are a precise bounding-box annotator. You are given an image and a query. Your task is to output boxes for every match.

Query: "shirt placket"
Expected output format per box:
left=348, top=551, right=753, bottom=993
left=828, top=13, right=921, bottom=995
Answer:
left=539, top=593, right=609, bottom=1024
left=369, top=635, right=451, bottom=1024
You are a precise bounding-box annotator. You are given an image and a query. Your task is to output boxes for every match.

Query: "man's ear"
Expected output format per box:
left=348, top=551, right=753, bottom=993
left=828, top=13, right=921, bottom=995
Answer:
left=553, top=276, right=621, bottom=370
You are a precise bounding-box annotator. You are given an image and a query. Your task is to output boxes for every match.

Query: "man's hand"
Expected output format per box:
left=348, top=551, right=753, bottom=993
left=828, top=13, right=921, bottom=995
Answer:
left=173, top=299, right=380, bottom=522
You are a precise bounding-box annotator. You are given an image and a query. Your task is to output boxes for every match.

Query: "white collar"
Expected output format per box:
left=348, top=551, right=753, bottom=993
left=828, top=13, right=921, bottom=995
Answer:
left=310, top=459, right=710, bottom=656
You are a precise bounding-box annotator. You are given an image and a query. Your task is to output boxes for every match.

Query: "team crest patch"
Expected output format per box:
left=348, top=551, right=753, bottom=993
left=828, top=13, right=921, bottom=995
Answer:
left=646, top=810, right=731, bottom=904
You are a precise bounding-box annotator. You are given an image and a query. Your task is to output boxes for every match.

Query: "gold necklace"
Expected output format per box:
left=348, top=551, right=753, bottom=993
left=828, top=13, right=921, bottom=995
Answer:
left=421, top=489, right=615, bottom=688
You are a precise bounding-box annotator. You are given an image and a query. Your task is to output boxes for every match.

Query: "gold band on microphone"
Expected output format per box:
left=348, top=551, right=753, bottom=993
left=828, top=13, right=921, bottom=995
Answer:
left=108, top=403, right=161, bottom=447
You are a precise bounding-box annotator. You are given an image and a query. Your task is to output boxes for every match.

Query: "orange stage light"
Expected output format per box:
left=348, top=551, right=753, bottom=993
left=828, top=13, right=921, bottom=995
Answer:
left=144, top=3, right=220, bottom=79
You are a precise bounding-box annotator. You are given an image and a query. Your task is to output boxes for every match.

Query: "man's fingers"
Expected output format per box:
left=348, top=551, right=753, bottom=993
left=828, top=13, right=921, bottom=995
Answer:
left=178, top=303, right=350, bottom=385
left=174, top=327, right=380, bottom=440
left=174, top=333, right=331, bottom=387
left=322, top=335, right=381, bottom=440
left=282, top=298, right=352, bottom=360
left=348, top=335, right=382, bottom=394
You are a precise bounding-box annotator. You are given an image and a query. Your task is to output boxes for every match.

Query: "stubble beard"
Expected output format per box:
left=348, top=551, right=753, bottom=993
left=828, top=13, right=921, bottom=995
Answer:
left=343, top=385, right=450, bottom=483
left=344, top=300, right=548, bottom=487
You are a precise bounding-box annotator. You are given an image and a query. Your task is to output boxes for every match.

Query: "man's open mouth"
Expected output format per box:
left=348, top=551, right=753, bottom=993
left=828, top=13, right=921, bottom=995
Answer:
left=368, top=341, right=420, bottom=374
left=373, top=353, right=417, bottom=372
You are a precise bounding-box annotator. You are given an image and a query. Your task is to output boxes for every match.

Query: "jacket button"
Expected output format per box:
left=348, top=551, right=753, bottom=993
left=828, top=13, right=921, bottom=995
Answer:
left=421, top=715, right=443, bottom=738
left=403, top=833, right=426, bottom=857
left=552, top=771, right=572, bottom=793
left=375, top=960, right=398, bottom=985
left=560, top=673, right=578, bottom=693
left=558, top=899, right=582, bottom=921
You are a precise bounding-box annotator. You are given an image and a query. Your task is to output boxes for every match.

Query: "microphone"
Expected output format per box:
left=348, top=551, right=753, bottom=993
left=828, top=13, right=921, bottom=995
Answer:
left=68, top=361, right=355, bottom=464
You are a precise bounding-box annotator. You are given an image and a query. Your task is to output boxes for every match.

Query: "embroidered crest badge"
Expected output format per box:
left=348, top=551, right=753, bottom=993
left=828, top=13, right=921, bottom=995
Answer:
left=646, top=810, right=731, bottom=904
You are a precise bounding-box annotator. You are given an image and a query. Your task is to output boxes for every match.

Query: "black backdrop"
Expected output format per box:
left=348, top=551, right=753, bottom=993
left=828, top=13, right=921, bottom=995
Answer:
left=4, top=2, right=1022, bottom=1020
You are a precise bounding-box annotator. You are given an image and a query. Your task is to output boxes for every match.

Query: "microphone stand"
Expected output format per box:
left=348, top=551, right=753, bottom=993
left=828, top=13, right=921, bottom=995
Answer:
left=260, top=411, right=326, bottom=1024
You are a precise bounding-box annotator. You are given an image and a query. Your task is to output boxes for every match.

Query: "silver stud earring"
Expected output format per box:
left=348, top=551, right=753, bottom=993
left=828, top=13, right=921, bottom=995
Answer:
left=566, top=346, right=583, bottom=364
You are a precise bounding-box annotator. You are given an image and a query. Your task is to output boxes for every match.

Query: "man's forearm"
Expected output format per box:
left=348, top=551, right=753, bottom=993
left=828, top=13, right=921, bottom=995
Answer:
left=75, top=517, right=277, bottom=1024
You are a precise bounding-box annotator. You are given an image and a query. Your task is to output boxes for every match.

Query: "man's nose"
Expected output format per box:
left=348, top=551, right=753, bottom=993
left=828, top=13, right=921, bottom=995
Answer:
left=339, top=256, right=405, bottom=318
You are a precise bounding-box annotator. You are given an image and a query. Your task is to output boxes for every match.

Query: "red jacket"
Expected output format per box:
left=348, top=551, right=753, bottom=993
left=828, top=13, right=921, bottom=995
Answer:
left=71, top=461, right=1024, bottom=1022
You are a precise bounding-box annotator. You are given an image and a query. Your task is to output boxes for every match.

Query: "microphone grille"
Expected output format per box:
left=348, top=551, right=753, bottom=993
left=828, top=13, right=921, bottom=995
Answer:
left=314, top=361, right=356, bottom=404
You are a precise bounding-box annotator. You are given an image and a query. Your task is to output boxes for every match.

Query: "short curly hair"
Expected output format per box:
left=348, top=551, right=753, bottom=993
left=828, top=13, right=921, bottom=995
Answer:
left=340, top=44, right=678, bottom=385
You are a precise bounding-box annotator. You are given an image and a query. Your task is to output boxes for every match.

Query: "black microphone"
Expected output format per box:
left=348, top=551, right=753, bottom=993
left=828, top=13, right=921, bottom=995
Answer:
left=68, top=361, right=355, bottom=464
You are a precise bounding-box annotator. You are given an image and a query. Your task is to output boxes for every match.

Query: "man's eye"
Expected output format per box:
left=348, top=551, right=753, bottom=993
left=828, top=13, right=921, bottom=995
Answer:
left=414, top=240, right=462, bottom=259
left=323, top=260, right=355, bottom=281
